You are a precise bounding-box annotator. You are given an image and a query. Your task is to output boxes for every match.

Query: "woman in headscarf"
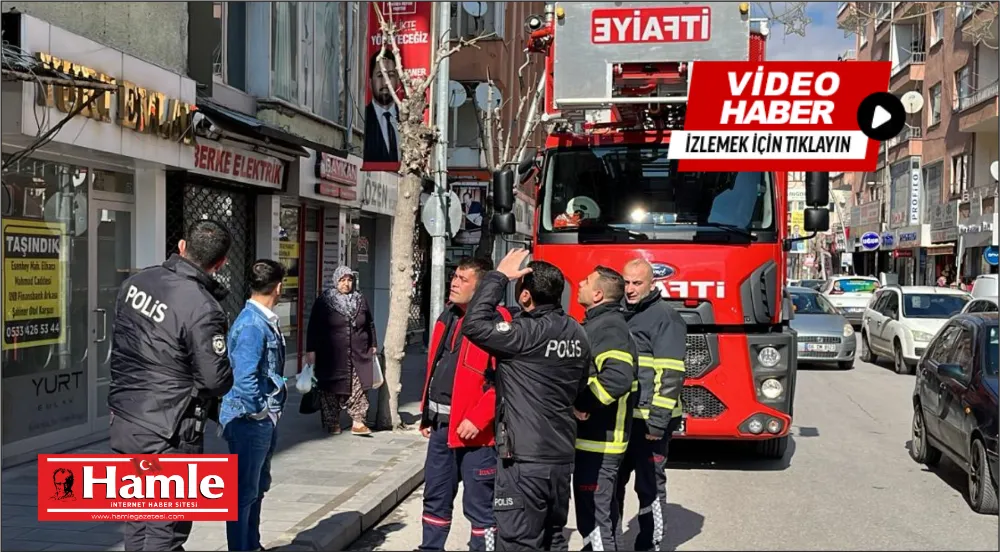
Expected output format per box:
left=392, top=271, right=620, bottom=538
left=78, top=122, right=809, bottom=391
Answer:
left=305, top=266, right=378, bottom=436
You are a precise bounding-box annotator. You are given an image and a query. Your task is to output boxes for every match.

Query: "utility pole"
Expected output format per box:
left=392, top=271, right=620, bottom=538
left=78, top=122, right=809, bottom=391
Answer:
left=428, top=0, right=451, bottom=330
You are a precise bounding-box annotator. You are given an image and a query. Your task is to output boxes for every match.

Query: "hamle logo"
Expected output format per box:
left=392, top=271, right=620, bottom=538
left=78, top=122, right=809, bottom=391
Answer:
left=37, top=454, right=237, bottom=522
left=860, top=232, right=881, bottom=250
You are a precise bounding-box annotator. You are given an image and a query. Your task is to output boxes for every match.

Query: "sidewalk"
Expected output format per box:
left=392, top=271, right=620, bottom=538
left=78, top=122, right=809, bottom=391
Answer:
left=1, top=346, right=430, bottom=552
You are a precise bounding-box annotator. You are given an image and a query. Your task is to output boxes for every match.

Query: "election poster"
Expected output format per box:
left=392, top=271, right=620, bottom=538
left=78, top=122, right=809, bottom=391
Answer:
left=3, top=218, right=67, bottom=351
left=789, top=211, right=807, bottom=254
left=278, top=240, right=300, bottom=290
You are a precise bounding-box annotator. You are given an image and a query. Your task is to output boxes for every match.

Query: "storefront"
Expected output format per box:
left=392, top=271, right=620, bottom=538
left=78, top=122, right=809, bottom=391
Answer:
left=894, top=225, right=930, bottom=285
left=957, top=196, right=998, bottom=280
left=848, top=201, right=883, bottom=277
left=0, top=13, right=200, bottom=464
left=928, top=200, right=960, bottom=285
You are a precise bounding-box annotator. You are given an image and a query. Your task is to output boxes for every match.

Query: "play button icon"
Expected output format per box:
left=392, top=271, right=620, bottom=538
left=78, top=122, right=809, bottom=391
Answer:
left=857, top=92, right=906, bottom=141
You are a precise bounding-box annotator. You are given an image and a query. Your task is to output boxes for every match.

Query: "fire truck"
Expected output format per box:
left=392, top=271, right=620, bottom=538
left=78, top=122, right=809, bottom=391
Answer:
left=491, top=2, right=831, bottom=458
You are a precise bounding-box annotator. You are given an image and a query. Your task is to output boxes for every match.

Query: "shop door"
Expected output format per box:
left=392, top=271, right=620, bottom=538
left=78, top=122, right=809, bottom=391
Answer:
left=88, top=200, right=134, bottom=431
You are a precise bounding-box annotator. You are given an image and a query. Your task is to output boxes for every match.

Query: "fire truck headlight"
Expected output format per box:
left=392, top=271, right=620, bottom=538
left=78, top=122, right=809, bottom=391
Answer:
left=758, top=346, right=781, bottom=368
left=747, top=418, right=764, bottom=434
left=760, top=378, right=783, bottom=400
left=843, top=323, right=855, bottom=337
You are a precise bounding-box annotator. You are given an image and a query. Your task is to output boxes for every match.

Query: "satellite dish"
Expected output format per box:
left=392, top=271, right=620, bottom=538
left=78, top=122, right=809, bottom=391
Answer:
left=447, top=81, right=467, bottom=108
left=474, top=82, right=502, bottom=111
left=901, top=91, right=924, bottom=114
left=461, top=2, right=488, bottom=17
left=991, top=160, right=998, bottom=181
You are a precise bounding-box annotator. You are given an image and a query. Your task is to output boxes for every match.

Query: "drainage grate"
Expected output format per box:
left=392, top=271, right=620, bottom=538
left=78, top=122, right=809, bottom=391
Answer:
left=682, top=386, right=727, bottom=419
left=165, top=179, right=256, bottom=324
left=685, top=334, right=714, bottom=379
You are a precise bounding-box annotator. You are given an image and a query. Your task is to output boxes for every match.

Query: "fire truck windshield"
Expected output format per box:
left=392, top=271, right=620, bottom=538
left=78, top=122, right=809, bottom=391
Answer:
left=539, top=145, right=776, bottom=244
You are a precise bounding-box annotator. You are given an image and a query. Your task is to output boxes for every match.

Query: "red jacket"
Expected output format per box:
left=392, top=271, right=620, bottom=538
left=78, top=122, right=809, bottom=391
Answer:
left=420, top=304, right=511, bottom=448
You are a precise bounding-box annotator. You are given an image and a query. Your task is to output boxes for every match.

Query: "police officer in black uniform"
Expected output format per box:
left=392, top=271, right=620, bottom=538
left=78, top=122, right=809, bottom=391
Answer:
left=108, top=220, right=235, bottom=551
left=573, top=266, right=638, bottom=551
left=462, top=249, right=590, bottom=551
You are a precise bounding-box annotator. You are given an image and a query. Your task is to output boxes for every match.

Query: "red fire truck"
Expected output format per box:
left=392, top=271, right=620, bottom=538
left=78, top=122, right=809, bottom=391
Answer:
left=491, top=2, right=831, bottom=458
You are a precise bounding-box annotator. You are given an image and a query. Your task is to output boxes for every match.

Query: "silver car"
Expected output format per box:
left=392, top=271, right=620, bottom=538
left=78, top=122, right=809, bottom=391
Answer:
left=789, top=286, right=857, bottom=370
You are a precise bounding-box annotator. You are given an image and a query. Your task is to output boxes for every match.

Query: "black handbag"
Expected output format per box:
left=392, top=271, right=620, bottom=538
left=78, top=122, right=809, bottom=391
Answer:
left=299, top=390, right=321, bottom=415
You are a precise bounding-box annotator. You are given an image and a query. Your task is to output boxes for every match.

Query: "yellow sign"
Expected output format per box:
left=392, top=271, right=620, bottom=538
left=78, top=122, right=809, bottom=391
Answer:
left=790, top=211, right=804, bottom=234
left=3, top=219, right=67, bottom=351
left=279, top=240, right=300, bottom=289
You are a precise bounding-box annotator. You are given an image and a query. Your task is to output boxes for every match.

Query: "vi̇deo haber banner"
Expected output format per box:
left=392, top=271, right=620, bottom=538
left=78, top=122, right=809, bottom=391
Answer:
left=669, top=61, right=892, bottom=172
left=38, top=454, right=238, bottom=522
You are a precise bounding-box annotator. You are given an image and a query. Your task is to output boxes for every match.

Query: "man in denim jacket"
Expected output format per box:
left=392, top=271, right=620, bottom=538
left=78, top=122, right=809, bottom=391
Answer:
left=220, top=260, right=288, bottom=551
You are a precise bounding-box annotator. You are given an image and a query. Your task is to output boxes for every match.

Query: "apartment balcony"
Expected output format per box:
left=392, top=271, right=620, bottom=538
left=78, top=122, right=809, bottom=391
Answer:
left=957, top=80, right=999, bottom=133
left=884, top=126, right=923, bottom=163
left=889, top=52, right=925, bottom=93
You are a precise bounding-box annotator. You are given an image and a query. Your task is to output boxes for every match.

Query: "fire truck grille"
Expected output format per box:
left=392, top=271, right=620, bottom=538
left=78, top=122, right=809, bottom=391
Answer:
left=685, top=334, right=713, bottom=379
left=682, top=386, right=726, bottom=419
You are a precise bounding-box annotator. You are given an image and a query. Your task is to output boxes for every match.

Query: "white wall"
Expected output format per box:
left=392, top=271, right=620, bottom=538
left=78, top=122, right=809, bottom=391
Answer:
left=134, top=168, right=167, bottom=269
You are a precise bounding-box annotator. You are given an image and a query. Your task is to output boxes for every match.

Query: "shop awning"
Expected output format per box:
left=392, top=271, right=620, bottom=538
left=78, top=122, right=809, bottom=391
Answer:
left=925, top=243, right=955, bottom=256
left=961, top=232, right=994, bottom=249
left=195, top=99, right=348, bottom=159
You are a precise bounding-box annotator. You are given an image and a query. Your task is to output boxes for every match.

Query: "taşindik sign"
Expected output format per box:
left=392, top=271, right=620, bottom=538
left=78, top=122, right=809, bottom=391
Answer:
left=315, top=153, right=360, bottom=201
left=3, top=219, right=66, bottom=351
left=191, top=142, right=285, bottom=189
left=34, top=52, right=197, bottom=144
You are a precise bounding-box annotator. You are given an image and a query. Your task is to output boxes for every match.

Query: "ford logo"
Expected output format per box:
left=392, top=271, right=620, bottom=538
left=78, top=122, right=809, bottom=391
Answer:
left=860, top=232, right=880, bottom=251
left=651, top=263, right=675, bottom=279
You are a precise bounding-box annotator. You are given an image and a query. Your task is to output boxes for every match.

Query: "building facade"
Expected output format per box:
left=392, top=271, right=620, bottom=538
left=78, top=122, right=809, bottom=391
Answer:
left=838, top=2, right=998, bottom=285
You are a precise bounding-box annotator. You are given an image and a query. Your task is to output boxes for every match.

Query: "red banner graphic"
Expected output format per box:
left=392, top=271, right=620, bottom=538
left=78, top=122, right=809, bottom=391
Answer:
left=37, top=454, right=238, bottom=522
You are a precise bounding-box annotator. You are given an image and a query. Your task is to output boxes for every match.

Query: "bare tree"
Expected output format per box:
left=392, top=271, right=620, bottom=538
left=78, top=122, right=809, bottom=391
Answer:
left=372, top=6, right=492, bottom=429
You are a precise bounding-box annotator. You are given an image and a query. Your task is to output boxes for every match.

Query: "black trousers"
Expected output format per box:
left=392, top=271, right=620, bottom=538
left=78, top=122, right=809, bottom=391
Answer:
left=615, top=418, right=680, bottom=552
left=574, top=450, right=624, bottom=551
left=109, top=413, right=204, bottom=552
left=493, top=459, right=573, bottom=551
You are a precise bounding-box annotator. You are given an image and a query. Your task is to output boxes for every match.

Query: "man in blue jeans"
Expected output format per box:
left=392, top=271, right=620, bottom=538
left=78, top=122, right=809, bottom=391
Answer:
left=220, top=260, right=288, bottom=551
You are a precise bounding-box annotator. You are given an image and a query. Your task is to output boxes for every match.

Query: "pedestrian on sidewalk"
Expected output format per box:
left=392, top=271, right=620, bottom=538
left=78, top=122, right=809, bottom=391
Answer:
left=573, top=267, right=638, bottom=551
left=108, top=220, right=234, bottom=551
left=305, top=265, right=378, bottom=436
left=617, top=258, right=687, bottom=552
left=220, top=260, right=288, bottom=551
left=463, top=249, right=591, bottom=551
left=417, top=257, right=509, bottom=551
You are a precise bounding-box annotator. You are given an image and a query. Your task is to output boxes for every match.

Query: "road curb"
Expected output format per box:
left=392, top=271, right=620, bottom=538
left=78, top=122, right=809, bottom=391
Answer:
left=269, top=438, right=426, bottom=551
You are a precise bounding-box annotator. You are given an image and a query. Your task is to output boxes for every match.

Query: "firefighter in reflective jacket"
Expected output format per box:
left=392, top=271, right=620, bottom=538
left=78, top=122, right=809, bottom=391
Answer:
left=462, top=249, right=591, bottom=551
left=418, top=257, right=509, bottom=551
left=572, top=267, right=638, bottom=551
left=616, top=258, right=687, bottom=552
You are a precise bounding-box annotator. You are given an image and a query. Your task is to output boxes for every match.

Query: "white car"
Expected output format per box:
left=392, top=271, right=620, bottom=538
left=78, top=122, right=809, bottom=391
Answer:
left=962, top=274, right=998, bottom=314
left=821, top=276, right=881, bottom=326
left=859, top=285, right=971, bottom=374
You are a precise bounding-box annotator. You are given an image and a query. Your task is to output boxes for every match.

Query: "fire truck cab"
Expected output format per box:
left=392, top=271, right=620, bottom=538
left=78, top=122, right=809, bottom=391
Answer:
left=491, top=2, right=832, bottom=459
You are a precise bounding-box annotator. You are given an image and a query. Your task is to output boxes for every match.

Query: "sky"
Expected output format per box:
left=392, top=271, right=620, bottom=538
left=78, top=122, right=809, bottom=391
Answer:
left=758, top=2, right=857, bottom=61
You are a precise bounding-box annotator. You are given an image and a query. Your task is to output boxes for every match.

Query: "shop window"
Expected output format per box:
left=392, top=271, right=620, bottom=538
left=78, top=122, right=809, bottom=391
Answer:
left=1, top=156, right=91, bottom=443
left=301, top=207, right=322, bottom=370
left=278, top=205, right=301, bottom=362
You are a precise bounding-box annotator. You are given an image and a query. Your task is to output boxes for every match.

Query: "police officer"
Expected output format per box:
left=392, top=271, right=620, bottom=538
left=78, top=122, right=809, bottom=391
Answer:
left=108, top=220, right=235, bottom=552
left=462, top=248, right=590, bottom=551
left=573, top=266, right=638, bottom=551
left=616, top=258, right=687, bottom=552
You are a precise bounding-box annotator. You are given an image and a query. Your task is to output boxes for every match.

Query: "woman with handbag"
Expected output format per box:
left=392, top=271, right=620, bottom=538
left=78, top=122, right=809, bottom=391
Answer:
left=304, top=266, right=379, bottom=436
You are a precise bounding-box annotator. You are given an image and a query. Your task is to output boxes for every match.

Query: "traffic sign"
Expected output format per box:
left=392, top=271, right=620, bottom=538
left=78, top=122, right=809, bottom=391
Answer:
left=860, top=231, right=881, bottom=251
left=984, top=246, right=999, bottom=267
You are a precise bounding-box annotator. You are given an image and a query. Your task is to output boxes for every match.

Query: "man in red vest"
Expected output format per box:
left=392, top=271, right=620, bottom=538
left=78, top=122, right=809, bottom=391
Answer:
left=418, top=257, right=511, bottom=551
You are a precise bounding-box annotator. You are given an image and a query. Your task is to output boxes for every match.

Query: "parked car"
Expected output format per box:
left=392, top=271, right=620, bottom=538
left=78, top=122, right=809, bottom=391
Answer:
left=963, top=274, right=998, bottom=314
left=798, top=279, right=826, bottom=291
left=910, top=313, right=998, bottom=515
left=788, top=287, right=856, bottom=369
left=860, top=285, right=971, bottom=374
left=821, top=276, right=881, bottom=326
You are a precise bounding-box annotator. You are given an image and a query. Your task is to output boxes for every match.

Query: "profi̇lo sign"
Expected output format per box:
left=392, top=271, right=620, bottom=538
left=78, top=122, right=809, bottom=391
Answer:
left=860, top=232, right=881, bottom=251
left=671, top=61, right=891, bottom=173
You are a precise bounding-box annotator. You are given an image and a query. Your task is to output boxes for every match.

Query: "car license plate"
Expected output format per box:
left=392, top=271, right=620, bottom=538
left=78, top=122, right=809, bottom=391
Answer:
left=673, top=417, right=686, bottom=435
left=806, top=343, right=837, bottom=352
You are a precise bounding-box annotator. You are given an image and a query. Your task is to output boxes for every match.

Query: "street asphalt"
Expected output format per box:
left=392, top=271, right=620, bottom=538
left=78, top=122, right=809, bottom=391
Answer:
left=349, top=336, right=1000, bottom=551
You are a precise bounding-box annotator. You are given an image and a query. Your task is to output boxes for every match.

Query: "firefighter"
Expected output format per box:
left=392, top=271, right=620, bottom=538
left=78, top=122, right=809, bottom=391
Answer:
left=616, top=258, right=687, bottom=552
left=108, top=220, right=235, bottom=551
left=417, top=257, right=511, bottom=551
left=462, top=248, right=590, bottom=551
left=573, top=266, right=638, bottom=551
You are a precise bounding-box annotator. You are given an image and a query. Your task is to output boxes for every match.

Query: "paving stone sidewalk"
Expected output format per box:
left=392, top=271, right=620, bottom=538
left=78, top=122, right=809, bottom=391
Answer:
left=2, top=347, right=430, bottom=552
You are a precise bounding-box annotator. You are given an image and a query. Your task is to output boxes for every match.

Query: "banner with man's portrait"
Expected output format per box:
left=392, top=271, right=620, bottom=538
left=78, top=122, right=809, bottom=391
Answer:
left=363, top=2, right=433, bottom=172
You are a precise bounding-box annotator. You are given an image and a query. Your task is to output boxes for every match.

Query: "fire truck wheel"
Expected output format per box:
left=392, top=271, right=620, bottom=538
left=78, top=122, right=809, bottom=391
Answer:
left=756, top=435, right=789, bottom=460
left=859, top=333, right=877, bottom=364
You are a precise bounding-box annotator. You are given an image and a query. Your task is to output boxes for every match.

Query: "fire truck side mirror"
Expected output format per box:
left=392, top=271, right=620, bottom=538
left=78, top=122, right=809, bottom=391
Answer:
left=803, top=208, right=830, bottom=233
left=492, top=212, right=516, bottom=235
left=493, top=168, right=515, bottom=213
left=805, top=172, right=830, bottom=207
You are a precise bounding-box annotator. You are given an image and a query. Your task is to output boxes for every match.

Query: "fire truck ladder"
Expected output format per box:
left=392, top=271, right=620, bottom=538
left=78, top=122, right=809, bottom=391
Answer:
left=547, top=1, right=756, bottom=132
